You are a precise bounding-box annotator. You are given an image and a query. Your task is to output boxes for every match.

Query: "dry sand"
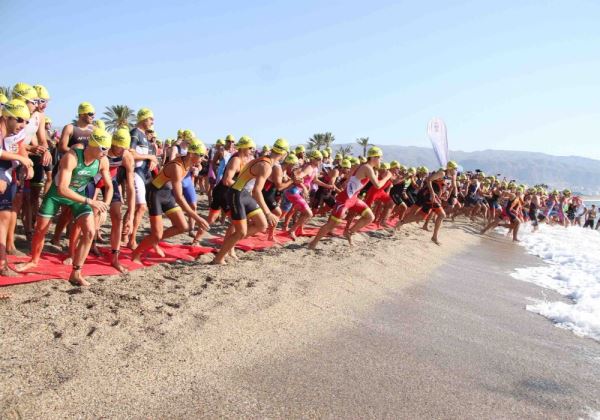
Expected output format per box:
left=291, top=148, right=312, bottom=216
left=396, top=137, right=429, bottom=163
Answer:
left=1, top=218, right=470, bottom=418
left=1, top=220, right=598, bottom=418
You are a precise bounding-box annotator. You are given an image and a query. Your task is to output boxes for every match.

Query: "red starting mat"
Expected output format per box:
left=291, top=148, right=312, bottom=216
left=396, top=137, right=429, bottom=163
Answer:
left=209, top=231, right=295, bottom=251
left=0, top=243, right=216, bottom=287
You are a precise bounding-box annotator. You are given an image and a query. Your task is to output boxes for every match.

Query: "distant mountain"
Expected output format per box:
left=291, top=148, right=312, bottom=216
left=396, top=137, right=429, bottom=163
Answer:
left=327, top=144, right=600, bottom=194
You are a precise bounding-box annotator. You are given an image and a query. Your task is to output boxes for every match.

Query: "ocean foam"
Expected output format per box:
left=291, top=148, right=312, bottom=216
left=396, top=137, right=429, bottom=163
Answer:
left=509, top=224, right=600, bottom=341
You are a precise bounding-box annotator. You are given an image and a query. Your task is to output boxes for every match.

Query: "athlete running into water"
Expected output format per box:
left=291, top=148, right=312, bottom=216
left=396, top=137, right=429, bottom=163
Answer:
left=308, top=146, right=391, bottom=249
left=395, top=161, right=459, bottom=245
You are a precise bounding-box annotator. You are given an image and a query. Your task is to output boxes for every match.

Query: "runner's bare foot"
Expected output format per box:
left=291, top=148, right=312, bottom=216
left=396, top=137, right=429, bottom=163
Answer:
left=8, top=248, right=26, bottom=257
left=90, top=245, right=101, bottom=257
left=131, top=253, right=143, bottom=265
left=344, top=230, right=354, bottom=246
left=111, top=259, right=128, bottom=274
left=69, top=270, right=90, bottom=287
left=1, top=266, right=19, bottom=277
left=154, top=245, right=165, bottom=258
left=307, top=239, right=317, bottom=250
left=63, top=257, right=73, bottom=266
left=431, top=237, right=441, bottom=246
left=267, top=233, right=280, bottom=243
left=14, top=261, right=38, bottom=273
left=289, top=230, right=297, bottom=241
left=210, top=258, right=227, bottom=265
left=0, top=292, right=10, bottom=300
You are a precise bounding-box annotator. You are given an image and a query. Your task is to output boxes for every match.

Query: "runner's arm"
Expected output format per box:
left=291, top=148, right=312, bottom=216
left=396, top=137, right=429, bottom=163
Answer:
left=251, top=162, right=276, bottom=222
left=55, top=152, right=84, bottom=202
left=58, top=124, right=73, bottom=153
left=168, top=164, right=209, bottom=228
left=221, top=156, right=240, bottom=187
left=98, top=157, right=113, bottom=205
left=366, top=166, right=392, bottom=189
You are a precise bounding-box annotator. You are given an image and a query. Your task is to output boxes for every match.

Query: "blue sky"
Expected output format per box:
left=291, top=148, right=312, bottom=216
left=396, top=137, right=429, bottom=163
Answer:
left=2, top=0, right=600, bottom=158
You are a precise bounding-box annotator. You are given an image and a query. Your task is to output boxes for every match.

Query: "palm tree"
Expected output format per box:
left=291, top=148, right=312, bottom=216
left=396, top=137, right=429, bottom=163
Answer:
left=307, top=133, right=325, bottom=151
left=356, top=137, right=370, bottom=157
left=0, top=86, right=12, bottom=98
left=102, top=105, right=136, bottom=132
left=336, top=145, right=353, bottom=159
left=308, top=132, right=336, bottom=151
left=322, top=132, right=335, bottom=149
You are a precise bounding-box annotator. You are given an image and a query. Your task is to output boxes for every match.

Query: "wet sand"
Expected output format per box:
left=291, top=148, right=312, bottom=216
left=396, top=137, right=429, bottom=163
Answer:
left=199, top=234, right=600, bottom=419
left=1, top=222, right=599, bottom=418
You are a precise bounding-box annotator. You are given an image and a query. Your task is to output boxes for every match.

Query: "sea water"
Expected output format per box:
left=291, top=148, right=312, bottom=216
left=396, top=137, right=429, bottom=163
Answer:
left=510, top=224, right=600, bottom=341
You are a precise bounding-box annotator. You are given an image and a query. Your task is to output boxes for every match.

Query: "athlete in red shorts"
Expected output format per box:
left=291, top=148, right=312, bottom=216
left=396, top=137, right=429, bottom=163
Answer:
left=308, top=147, right=391, bottom=249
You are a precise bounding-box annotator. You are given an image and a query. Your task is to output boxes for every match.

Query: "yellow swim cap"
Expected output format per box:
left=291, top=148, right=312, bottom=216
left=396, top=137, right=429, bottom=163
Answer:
left=367, top=146, right=383, bottom=158
left=137, top=108, right=154, bottom=122
left=0, top=92, right=7, bottom=105
left=188, top=139, right=207, bottom=155
left=11, top=83, right=37, bottom=102
left=359, top=156, right=367, bottom=164
left=78, top=102, right=95, bottom=115
left=389, top=160, right=400, bottom=169
left=284, top=154, right=299, bottom=165
left=295, top=145, right=305, bottom=154
left=33, top=84, right=50, bottom=100
left=177, top=129, right=184, bottom=139
left=93, top=119, right=106, bottom=130
left=44, top=116, right=52, bottom=125
left=272, top=138, right=290, bottom=155
left=236, top=136, right=256, bottom=149
left=216, top=138, right=225, bottom=146
left=182, top=129, right=195, bottom=141
left=310, top=150, right=323, bottom=160
left=88, top=128, right=111, bottom=149
left=334, top=153, right=342, bottom=160
left=407, top=167, right=417, bottom=175
left=262, top=145, right=270, bottom=152
left=2, top=99, right=31, bottom=120
left=322, top=150, right=330, bottom=158
left=112, top=128, right=131, bottom=148
left=225, top=134, right=236, bottom=142
left=341, top=159, right=352, bottom=169
left=446, top=160, right=458, bottom=170
left=379, top=162, right=390, bottom=170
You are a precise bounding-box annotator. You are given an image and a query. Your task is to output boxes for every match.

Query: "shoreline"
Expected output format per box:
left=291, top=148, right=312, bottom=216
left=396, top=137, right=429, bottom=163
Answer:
left=1, top=222, right=599, bottom=418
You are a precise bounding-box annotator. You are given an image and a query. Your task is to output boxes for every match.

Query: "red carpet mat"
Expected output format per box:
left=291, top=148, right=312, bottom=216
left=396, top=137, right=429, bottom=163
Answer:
left=1, top=243, right=216, bottom=287
left=2, top=218, right=397, bottom=287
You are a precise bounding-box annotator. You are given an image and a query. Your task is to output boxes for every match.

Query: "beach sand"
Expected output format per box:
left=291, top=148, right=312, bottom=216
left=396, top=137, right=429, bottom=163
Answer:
left=1, top=221, right=599, bottom=418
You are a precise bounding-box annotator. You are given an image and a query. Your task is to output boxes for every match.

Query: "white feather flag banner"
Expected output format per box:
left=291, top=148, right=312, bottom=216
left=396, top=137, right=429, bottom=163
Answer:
left=427, top=117, right=449, bottom=167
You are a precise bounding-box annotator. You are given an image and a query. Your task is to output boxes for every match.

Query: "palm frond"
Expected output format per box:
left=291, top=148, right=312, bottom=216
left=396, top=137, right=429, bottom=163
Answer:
left=101, top=105, right=136, bottom=133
